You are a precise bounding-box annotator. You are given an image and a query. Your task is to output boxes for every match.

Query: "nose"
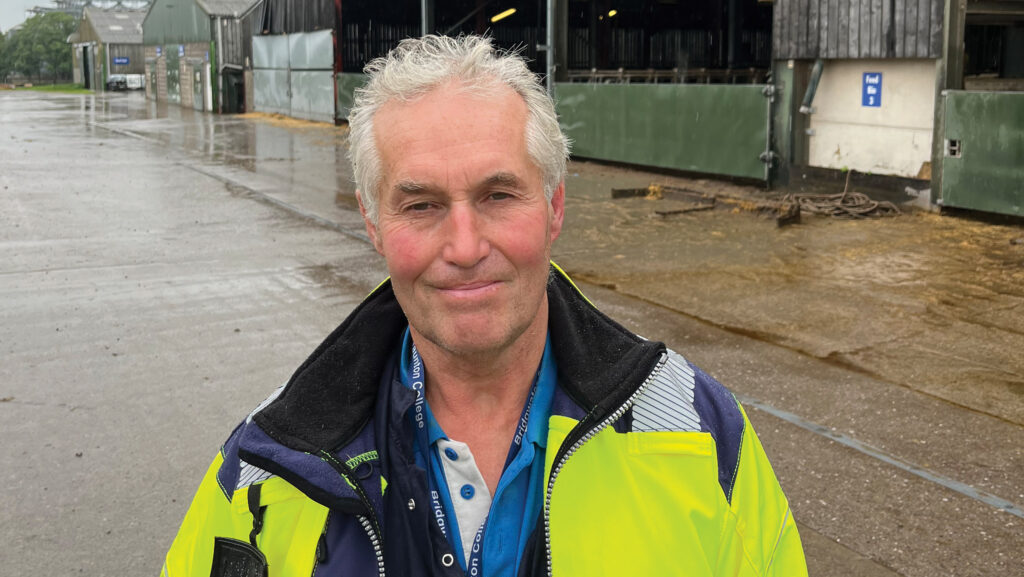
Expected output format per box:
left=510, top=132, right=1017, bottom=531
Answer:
left=441, top=202, right=490, bottom=268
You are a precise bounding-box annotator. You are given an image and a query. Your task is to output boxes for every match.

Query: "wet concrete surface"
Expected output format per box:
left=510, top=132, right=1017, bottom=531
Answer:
left=1, top=91, right=1021, bottom=576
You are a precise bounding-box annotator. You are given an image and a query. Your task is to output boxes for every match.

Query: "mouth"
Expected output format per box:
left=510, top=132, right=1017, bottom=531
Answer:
left=433, top=280, right=501, bottom=297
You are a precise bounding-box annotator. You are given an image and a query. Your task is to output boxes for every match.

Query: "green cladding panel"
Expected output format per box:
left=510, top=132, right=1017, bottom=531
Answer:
left=336, top=73, right=368, bottom=121
left=555, top=83, right=770, bottom=181
left=941, top=91, right=1024, bottom=216
left=143, top=0, right=212, bottom=45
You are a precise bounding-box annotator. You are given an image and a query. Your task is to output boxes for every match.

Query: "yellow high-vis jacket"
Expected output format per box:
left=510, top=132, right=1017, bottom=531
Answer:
left=164, top=267, right=807, bottom=577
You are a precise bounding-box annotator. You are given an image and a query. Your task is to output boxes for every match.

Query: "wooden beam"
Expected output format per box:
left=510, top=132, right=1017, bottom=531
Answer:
left=967, top=1, right=1024, bottom=16
left=931, top=0, right=968, bottom=206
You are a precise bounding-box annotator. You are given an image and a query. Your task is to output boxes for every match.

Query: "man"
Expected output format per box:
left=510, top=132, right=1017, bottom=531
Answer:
left=163, top=35, right=806, bottom=577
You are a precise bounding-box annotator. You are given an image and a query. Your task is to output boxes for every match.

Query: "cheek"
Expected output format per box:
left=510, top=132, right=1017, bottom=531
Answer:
left=379, top=228, right=432, bottom=281
left=498, top=226, right=553, bottom=271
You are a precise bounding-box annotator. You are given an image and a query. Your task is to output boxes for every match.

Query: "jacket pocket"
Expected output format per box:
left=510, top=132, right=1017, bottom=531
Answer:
left=626, top=430, right=714, bottom=456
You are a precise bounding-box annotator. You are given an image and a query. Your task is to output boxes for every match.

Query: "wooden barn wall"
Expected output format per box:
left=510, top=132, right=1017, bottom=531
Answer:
left=255, top=0, right=336, bottom=35
left=108, top=44, right=148, bottom=75
left=773, top=0, right=943, bottom=59
left=78, top=18, right=100, bottom=44
left=221, top=11, right=258, bottom=67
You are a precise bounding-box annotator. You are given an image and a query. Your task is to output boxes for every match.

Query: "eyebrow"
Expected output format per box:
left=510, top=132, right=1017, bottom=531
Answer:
left=393, top=180, right=427, bottom=194
left=391, top=172, right=525, bottom=195
left=481, top=172, right=524, bottom=189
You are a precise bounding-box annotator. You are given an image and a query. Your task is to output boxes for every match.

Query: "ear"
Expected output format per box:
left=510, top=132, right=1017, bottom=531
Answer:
left=356, top=190, right=384, bottom=254
left=548, top=181, right=566, bottom=243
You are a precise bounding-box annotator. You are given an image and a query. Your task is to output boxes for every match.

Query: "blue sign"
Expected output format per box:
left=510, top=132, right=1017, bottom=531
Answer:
left=155, top=46, right=161, bottom=56
left=113, top=56, right=129, bottom=66
left=862, top=72, right=882, bottom=107
left=178, top=45, right=185, bottom=57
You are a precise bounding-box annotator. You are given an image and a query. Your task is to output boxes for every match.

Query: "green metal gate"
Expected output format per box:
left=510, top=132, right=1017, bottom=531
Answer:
left=166, top=45, right=180, bottom=104
left=940, top=91, right=1024, bottom=216
left=146, top=59, right=157, bottom=100
left=191, top=62, right=205, bottom=111
left=555, top=83, right=775, bottom=182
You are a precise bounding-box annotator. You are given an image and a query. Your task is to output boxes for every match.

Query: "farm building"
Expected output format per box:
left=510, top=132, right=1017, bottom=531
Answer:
left=770, top=0, right=1023, bottom=215
left=70, top=6, right=147, bottom=90
left=196, top=0, right=1022, bottom=216
left=141, top=0, right=262, bottom=112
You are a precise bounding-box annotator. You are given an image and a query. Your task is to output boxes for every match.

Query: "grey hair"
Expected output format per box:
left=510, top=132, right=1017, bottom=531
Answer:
left=348, top=34, right=570, bottom=224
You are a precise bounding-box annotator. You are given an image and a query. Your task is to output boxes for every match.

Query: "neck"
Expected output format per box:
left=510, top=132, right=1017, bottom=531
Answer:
left=411, top=300, right=548, bottom=491
left=412, top=305, right=548, bottom=432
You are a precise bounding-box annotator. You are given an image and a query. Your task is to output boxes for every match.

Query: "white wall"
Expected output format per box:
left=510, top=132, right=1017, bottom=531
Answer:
left=71, top=47, right=82, bottom=85
left=808, top=59, right=937, bottom=178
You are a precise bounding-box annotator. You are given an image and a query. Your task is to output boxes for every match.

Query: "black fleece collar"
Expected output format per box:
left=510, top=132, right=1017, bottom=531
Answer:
left=253, top=266, right=666, bottom=455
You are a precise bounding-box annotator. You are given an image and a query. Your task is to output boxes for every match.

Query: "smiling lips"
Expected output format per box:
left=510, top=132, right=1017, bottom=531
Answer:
left=433, top=280, right=502, bottom=298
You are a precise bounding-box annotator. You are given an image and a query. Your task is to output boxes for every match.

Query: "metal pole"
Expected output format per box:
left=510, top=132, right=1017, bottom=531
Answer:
left=546, top=0, right=554, bottom=94
left=727, top=0, right=738, bottom=69
left=216, top=16, right=223, bottom=113
left=421, top=0, right=435, bottom=36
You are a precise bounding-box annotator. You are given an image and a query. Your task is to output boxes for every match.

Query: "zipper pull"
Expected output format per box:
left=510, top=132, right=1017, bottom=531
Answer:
left=316, top=531, right=328, bottom=564
left=247, top=483, right=265, bottom=548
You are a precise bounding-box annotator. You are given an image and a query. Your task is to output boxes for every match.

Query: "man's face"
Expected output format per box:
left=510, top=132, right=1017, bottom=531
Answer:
left=361, top=81, right=564, bottom=358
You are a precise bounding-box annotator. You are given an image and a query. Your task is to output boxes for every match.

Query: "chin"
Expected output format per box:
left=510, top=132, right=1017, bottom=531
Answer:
left=438, top=331, right=513, bottom=356
left=420, top=322, right=523, bottom=357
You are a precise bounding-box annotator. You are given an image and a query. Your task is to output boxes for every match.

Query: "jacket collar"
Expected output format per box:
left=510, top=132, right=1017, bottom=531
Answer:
left=252, top=265, right=666, bottom=457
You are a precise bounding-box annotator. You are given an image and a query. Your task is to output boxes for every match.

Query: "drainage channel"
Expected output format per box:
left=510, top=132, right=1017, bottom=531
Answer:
left=738, top=394, right=1024, bottom=520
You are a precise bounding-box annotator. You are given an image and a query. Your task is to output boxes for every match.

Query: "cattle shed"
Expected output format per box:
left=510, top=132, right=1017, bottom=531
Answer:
left=142, top=0, right=262, bottom=112
left=246, top=0, right=1022, bottom=217
left=71, top=6, right=147, bottom=91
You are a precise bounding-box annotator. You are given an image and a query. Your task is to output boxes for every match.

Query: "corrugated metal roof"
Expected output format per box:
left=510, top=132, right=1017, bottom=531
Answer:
left=83, top=6, right=146, bottom=44
left=196, top=0, right=262, bottom=18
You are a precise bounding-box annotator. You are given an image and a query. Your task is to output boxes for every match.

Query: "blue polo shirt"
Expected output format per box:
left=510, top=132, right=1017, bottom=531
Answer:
left=399, top=328, right=557, bottom=577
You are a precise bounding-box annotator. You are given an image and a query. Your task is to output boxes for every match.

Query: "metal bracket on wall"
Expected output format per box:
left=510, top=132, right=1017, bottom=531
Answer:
left=761, top=84, right=776, bottom=101
left=759, top=151, right=777, bottom=164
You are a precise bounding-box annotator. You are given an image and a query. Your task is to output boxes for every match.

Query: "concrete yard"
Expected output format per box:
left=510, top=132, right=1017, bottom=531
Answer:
left=1, top=91, right=1021, bottom=576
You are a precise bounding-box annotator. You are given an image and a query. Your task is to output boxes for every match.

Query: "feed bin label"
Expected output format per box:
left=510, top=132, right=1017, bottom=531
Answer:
left=862, top=73, right=882, bottom=107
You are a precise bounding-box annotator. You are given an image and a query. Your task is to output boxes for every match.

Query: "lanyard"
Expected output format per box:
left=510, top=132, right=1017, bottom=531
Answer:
left=408, top=343, right=539, bottom=574
left=407, top=344, right=445, bottom=539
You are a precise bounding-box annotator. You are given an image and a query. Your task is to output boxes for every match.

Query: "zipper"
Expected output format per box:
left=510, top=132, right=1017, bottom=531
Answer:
left=318, top=450, right=386, bottom=577
left=358, top=514, right=386, bottom=577
left=541, top=352, right=668, bottom=577
left=311, top=511, right=330, bottom=576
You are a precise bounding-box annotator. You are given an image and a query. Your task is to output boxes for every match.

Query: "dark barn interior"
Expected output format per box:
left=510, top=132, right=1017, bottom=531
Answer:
left=334, top=0, right=772, bottom=82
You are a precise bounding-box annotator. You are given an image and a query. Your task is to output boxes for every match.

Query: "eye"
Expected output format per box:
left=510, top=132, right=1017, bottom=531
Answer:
left=488, top=191, right=513, bottom=201
left=406, top=201, right=435, bottom=212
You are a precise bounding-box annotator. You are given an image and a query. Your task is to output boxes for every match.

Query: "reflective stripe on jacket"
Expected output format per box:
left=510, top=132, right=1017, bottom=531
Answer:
left=163, top=266, right=807, bottom=577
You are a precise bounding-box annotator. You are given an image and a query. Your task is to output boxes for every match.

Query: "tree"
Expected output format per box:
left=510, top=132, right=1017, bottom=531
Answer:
left=7, top=13, right=77, bottom=83
left=0, top=31, right=9, bottom=83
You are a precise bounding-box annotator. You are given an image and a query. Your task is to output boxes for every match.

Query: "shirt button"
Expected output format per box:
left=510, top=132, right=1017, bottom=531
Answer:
left=444, top=447, right=458, bottom=461
left=460, top=484, right=475, bottom=500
